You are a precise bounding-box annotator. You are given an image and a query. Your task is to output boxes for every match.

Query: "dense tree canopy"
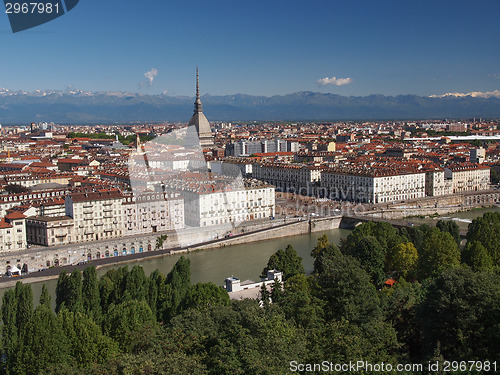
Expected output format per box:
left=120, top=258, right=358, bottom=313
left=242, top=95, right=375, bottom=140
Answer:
left=261, top=244, right=305, bottom=281
left=343, top=235, right=386, bottom=285
left=467, top=211, right=500, bottom=265
left=436, top=219, right=461, bottom=245
left=2, top=215, right=500, bottom=374
left=386, top=242, right=419, bottom=279
left=418, top=228, right=461, bottom=279
left=419, top=268, right=500, bottom=360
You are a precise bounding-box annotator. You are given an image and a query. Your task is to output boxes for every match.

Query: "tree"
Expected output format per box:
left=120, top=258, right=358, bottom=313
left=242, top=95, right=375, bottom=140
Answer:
left=277, top=273, right=325, bottom=329
left=56, top=270, right=70, bottom=312
left=462, top=241, right=495, bottom=272
left=418, top=228, right=460, bottom=280
left=58, top=309, right=118, bottom=366
left=104, top=300, right=157, bottom=352
left=466, top=212, right=500, bottom=265
left=98, top=266, right=129, bottom=312
left=270, top=277, right=284, bottom=304
left=82, top=266, right=101, bottom=321
left=491, top=169, right=500, bottom=185
left=12, top=305, right=71, bottom=375
left=312, top=243, right=342, bottom=275
left=125, top=265, right=148, bottom=301
left=399, top=224, right=433, bottom=252
left=159, top=256, right=191, bottom=321
left=311, top=251, right=382, bottom=324
left=344, top=235, right=386, bottom=285
left=261, top=244, right=305, bottom=281
left=40, top=283, right=52, bottom=309
left=342, top=221, right=404, bottom=255
left=156, top=234, right=168, bottom=250
left=311, top=234, right=329, bottom=258
left=381, top=279, right=425, bottom=359
left=167, top=301, right=308, bottom=374
left=387, top=242, right=419, bottom=279
left=260, top=283, right=270, bottom=309
left=66, top=269, right=83, bottom=313
left=437, top=220, right=461, bottom=245
left=147, top=269, right=162, bottom=319
left=318, top=319, right=399, bottom=365
left=15, top=282, right=34, bottom=339
left=419, top=267, right=500, bottom=360
left=183, top=282, right=230, bottom=311
left=2, top=289, right=18, bottom=363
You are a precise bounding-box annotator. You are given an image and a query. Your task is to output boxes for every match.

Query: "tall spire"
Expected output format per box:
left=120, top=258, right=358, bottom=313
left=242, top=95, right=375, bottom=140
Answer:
left=194, top=66, right=203, bottom=114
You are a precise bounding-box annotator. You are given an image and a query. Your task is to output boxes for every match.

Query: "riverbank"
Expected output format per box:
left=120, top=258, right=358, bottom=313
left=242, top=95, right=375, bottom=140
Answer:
left=0, top=216, right=342, bottom=288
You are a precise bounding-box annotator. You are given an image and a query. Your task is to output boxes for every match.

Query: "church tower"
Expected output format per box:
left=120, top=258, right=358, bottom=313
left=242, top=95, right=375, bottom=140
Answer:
left=188, top=67, right=214, bottom=148
left=135, top=133, right=141, bottom=153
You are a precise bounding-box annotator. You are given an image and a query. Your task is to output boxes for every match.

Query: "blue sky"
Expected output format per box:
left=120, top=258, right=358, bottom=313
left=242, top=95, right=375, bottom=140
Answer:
left=1, top=0, right=499, bottom=97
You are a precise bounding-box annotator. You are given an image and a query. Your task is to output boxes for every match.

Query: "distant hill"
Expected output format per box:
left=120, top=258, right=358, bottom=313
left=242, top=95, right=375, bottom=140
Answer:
left=0, top=89, right=499, bottom=124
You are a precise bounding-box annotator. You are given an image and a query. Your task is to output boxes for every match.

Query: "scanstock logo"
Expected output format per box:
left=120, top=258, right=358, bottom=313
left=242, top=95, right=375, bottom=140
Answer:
left=3, top=0, right=79, bottom=33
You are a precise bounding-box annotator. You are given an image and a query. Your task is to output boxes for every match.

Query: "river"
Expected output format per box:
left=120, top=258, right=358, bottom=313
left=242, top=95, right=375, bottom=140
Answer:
left=5, top=206, right=498, bottom=307
left=0, top=228, right=351, bottom=308
left=407, top=206, right=500, bottom=231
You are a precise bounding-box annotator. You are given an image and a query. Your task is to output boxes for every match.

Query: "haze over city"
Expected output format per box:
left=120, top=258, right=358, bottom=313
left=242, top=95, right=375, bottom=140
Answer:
left=1, top=0, right=499, bottom=97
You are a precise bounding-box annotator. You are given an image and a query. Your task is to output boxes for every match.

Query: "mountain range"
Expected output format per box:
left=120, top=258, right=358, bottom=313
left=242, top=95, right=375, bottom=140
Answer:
left=0, top=88, right=499, bottom=124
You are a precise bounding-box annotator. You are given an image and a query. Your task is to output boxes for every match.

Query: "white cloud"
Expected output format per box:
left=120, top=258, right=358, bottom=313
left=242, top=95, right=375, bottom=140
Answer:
left=144, top=68, right=158, bottom=86
left=317, top=76, right=353, bottom=86
left=430, top=90, right=500, bottom=99
left=139, top=68, right=159, bottom=89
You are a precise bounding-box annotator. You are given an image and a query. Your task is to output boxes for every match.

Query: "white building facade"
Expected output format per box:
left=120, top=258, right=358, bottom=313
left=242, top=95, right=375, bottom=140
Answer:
left=122, top=192, right=185, bottom=236
left=321, top=167, right=426, bottom=203
left=65, top=190, right=124, bottom=243
left=445, top=164, right=490, bottom=193
left=252, top=162, right=321, bottom=195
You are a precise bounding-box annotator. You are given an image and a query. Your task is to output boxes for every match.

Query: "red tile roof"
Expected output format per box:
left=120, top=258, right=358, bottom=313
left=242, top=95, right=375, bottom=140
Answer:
left=5, top=212, right=26, bottom=220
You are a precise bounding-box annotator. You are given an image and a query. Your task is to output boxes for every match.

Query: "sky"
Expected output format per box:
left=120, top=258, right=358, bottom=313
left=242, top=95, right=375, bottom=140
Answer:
left=0, top=0, right=499, bottom=97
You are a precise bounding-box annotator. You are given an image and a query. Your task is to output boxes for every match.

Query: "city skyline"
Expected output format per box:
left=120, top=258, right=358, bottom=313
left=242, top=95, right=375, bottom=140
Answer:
left=1, top=0, right=499, bottom=97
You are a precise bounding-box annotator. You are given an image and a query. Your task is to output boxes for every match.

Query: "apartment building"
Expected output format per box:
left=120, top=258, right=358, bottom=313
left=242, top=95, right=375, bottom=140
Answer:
left=321, top=165, right=426, bottom=203
left=0, top=212, right=27, bottom=252
left=252, top=162, right=321, bottom=195
left=26, top=216, right=74, bottom=246
left=211, top=158, right=252, bottom=178
left=444, top=163, right=490, bottom=193
left=122, top=191, right=185, bottom=236
left=163, top=174, right=275, bottom=227
left=65, top=190, right=124, bottom=242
